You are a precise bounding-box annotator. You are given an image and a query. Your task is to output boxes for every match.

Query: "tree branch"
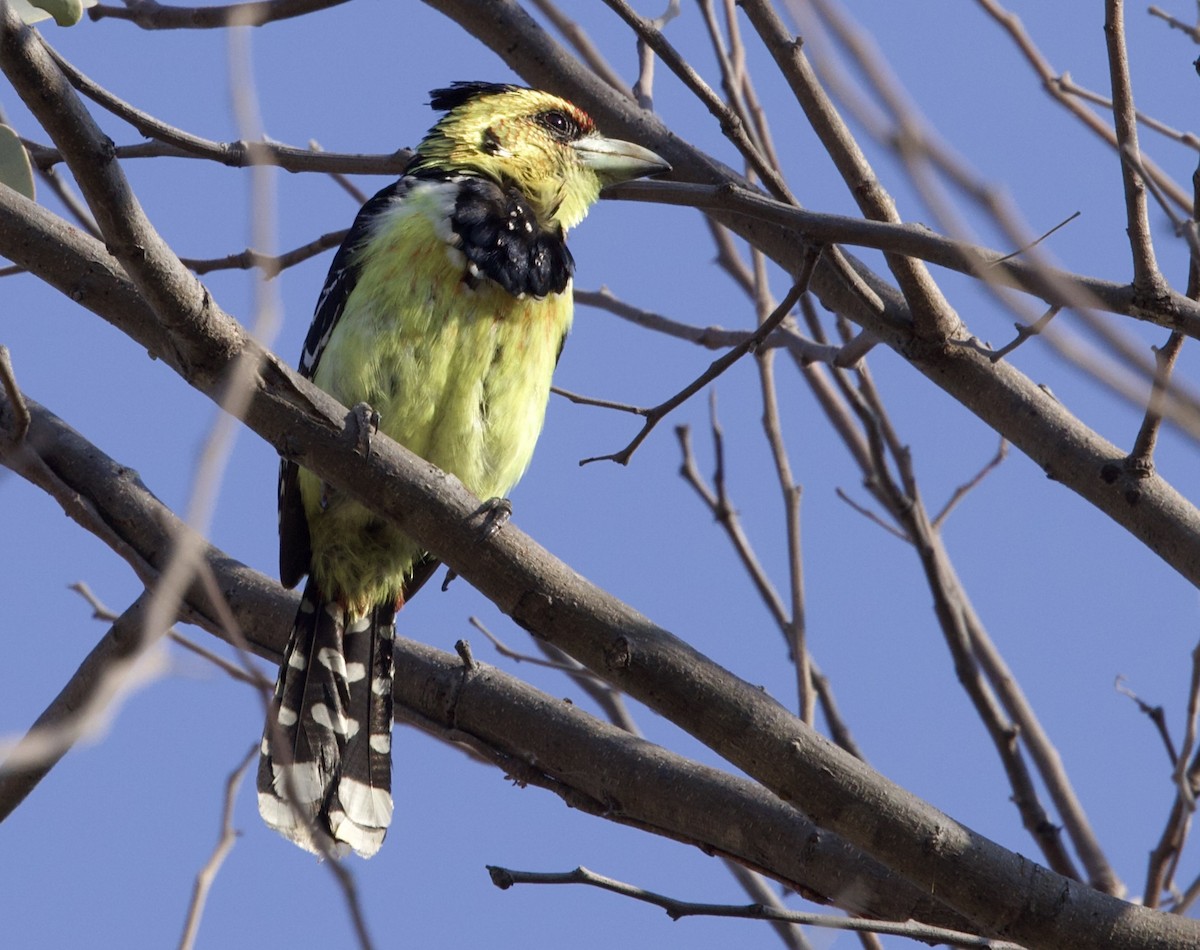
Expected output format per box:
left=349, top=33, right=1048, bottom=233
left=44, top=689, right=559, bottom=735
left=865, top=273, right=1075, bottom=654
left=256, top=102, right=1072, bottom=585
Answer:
left=1104, top=0, right=1169, bottom=298
left=0, top=395, right=975, bottom=932
left=91, top=0, right=352, bottom=29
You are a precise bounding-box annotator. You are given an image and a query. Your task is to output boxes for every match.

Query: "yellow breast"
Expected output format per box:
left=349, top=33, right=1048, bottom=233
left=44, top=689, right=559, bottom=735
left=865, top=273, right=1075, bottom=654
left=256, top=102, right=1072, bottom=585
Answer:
left=300, top=181, right=572, bottom=610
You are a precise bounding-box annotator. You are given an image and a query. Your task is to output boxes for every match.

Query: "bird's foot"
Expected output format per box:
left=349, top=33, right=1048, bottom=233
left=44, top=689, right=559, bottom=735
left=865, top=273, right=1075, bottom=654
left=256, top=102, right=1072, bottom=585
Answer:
left=475, top=496, right=513, bottom=542
left=441, top=499, right=513, bottom=592
left=349, top=402, right=380, bottom=456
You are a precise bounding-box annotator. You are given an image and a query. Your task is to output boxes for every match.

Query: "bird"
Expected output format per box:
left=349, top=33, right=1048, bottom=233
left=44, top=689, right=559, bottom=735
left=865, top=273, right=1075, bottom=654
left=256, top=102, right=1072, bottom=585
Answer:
left=256, top=81, right=669, bottom=858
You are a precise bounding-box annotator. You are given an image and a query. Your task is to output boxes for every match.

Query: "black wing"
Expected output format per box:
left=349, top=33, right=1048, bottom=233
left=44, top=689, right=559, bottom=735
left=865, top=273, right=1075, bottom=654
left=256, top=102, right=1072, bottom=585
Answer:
left=278, top=178, right=414, bottom=588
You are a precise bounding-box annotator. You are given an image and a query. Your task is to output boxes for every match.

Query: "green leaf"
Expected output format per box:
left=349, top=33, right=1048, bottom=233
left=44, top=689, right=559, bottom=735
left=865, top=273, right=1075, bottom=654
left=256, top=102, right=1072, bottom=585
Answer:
left=11, top=0, right=97, bottom=27
left=0, top=124, right=35, bottom=200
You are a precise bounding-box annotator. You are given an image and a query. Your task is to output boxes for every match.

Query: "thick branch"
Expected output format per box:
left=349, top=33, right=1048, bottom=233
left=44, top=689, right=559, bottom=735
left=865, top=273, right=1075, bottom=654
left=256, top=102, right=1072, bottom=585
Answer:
left=616, top=180, right=1200, bottom=341
left=0, top=399, right=975, bottom=933
left=2, top=5, right=1200, bottom=943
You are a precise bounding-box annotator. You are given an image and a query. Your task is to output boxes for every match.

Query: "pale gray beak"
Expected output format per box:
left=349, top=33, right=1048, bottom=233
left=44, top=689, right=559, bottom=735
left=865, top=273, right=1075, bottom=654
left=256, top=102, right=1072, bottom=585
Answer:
left=573, top=133, right=671, bottom=184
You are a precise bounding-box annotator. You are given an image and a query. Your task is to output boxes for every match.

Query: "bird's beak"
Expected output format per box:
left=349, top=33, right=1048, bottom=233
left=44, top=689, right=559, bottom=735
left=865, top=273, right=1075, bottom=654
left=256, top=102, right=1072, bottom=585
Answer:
left=573, top=134, right=671, bottom=184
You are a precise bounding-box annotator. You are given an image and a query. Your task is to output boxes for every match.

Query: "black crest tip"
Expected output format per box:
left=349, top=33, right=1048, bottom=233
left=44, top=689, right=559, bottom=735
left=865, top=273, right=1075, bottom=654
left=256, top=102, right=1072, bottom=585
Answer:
left=428, top=81, right=524, bottom=113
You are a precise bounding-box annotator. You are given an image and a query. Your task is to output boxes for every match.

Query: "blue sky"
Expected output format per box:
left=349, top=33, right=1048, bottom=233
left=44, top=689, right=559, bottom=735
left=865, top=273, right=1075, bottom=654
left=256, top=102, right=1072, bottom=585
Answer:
left=2, top=2, right=1200, bottom=947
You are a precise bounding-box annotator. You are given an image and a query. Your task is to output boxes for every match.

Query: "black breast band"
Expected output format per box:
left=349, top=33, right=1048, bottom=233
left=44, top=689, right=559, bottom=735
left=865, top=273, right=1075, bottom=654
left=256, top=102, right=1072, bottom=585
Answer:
left=449, top=177, right=574, bottom=298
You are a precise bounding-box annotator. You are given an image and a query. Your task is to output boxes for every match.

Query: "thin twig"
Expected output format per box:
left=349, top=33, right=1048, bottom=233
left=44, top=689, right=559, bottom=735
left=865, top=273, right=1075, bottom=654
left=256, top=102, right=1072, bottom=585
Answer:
left=582, top=253, right=818, bottom=466
left=469, top=616, right=603, bottom=677
left=0, top=343, right=30, bottom=443
left=1116, top=676, right=1179, bottom=766
left=551, top=385, right=648, bottom=416
left=750, top=254, right=811, bottom=723
left=989, top=307, right=1062, bottom=362
left=1148, top=5, right=1200, bottom=41
left=811, top=669, right=866, bottom=761
left=677, top=418, right=791, bottom=632
left=73, top=580, right=265, bottom=687
left=602, top=0, right=795, bottom=203
left=529, top=0, right=631, bottom=95
left=932, top=438, right=1009, bottom=529
left=33, top=162, right=102, bottom=239
left=992, top=212, right=1082, bottom=264
left=90, top=0, right=351, bottom=29
left=307, top=140, right=371, bottom=204
left=44, top=46, right=409, bottom=175
left=834, top=488, right=907, bottom=541
left=486, top=865, right=1026, bottom=949
left=1128, top=331, right=1185, bottom=471
left=1053, top=74, right=1200, bottom=151
left=976, top=0, right=1190, bottom=212
left=181, top=228, right=347, bottom=278
left=177, top=744, right=257, bottom=950
left=1104, top=0, right=1167, bottom=296
left=575, top=286, right=839, bottom=364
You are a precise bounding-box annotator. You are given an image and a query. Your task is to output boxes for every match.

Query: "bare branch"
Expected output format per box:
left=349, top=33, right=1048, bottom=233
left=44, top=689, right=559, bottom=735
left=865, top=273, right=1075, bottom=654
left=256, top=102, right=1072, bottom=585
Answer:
left=0, top=590, right=168, bottom=821
left=529, top=0, right=631, bottom=95
left=0, top=392, right=973, bottom=929
left=0, top=343, right=30, bottom=444
left=1116, top=676, right=1179, bottom=767
left=932, top=439, right=1009, bottom=530
left=581, top=254, right=817, bottom=466
left=601, top=0, right=795, bottom=202
left=976, top=0, right=1191, bottom=212
left=1148, top=5, right=1200, bottom=42
left=486, top=865, right=1027, bottom=949
left=177, top=745, right=257, bottom=950
left=739, top=0, right=959, bottom=341
left=988, top=307, right=1062, bottom=362
left=91, top=0, right=352, bottom=29
left=43, top=47, right=411, bottom=175
left=1103, top=0, right=1169, bottom=297
left=610, top=179, right=1200, bottom=338
left=1128, top=331, right=1186, bottom=471
left=181, top=228, right=347, bottom=278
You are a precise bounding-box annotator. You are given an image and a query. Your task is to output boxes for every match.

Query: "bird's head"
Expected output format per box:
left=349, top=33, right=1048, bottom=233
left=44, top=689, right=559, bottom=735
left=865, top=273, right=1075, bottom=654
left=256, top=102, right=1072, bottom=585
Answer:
left=413, top=82, right=669, bottom=231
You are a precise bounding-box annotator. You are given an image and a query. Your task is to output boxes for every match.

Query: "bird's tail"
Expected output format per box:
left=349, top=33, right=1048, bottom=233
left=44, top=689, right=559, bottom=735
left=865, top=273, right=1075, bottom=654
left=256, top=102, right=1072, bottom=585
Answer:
left=256, top=577, right=396, bottom=858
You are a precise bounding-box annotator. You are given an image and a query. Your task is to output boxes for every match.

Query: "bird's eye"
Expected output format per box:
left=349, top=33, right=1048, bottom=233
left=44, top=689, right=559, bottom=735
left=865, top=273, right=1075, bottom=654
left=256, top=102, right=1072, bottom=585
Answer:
left=536, top=109, right=579, bottom=140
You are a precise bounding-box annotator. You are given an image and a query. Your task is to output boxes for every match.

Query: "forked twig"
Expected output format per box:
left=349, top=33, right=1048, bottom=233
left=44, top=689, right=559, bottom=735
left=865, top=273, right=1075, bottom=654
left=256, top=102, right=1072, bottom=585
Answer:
left=177, top=745, right=257, bottom=950
left=582, top=251, right=819, bottom=466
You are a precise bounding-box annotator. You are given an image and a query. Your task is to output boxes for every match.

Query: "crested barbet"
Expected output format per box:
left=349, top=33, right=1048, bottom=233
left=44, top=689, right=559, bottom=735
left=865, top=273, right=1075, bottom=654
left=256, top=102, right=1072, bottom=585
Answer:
left=257, top=82, right=670, bottom=857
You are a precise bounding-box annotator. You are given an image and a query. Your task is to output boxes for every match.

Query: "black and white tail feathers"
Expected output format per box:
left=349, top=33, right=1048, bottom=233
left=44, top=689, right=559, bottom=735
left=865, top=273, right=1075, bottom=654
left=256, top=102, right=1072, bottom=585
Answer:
left=257, top=577, right=396, bottom=858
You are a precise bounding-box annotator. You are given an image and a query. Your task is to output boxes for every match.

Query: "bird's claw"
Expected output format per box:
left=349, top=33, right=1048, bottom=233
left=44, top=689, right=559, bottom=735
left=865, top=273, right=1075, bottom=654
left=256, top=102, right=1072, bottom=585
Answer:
left=476, top=496, right=513, bottom=542
left=349, top=402, right=380, bottom=456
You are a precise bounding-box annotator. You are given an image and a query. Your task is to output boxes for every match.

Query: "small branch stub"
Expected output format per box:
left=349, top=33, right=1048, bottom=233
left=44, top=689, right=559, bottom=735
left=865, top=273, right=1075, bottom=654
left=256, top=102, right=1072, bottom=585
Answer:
left=605, top=636, right=632, bottom=671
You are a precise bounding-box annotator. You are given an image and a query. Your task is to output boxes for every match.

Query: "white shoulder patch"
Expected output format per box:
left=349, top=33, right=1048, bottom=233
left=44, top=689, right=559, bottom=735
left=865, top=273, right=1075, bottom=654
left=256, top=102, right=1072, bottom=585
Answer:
left=370, top=176, right=461, bottom=247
